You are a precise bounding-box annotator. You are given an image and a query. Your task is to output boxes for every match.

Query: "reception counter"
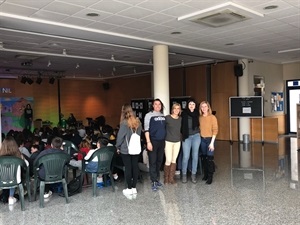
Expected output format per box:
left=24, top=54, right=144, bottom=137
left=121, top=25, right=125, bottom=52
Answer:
left=250, top=115, right=286, bottom=143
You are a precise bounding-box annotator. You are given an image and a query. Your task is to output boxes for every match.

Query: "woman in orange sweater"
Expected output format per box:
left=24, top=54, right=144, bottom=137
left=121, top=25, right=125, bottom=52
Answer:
left=199, top=101, right=218, bottom=185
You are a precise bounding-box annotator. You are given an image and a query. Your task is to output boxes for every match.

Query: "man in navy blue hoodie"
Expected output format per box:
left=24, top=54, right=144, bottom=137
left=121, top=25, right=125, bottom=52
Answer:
left=144, top=99, right=166, bottom=191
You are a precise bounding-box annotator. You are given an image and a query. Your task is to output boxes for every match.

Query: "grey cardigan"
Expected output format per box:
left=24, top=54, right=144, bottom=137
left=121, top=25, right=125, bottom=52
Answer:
left=116, top=121, right=142, bottom=155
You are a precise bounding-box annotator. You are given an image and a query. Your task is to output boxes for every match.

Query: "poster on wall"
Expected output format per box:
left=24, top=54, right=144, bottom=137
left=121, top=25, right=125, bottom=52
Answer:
left=271, top=92, right=284, bottom=112
left=0, top=97, right=34, bottom=134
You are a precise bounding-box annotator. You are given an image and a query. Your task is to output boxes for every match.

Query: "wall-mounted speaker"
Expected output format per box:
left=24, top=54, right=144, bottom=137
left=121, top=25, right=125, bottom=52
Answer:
left=102, top=82, right=110, bottom=90
left=234, top=64, right=243, bottom=77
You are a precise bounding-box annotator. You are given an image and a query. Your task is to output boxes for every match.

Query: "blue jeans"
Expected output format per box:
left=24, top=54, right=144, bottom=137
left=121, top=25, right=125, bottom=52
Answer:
left=200, top=137, right=214, bottom=156
left=182, top=133, right=201, bottom=175
left=85, top=161, right=98, bottom=173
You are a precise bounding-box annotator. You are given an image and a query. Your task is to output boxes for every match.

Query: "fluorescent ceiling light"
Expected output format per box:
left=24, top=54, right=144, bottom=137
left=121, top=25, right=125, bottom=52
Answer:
left=1, top=47, right=152, bottom=66
left=278, top=48, right=300, bottom=54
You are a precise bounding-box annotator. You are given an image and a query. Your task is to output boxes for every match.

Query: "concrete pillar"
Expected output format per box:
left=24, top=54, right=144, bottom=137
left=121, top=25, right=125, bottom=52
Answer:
left=153, top=45, right=170, bottom=114
left=238, top=59, right=250, bottom=142
left=237, top=59, right=253, bottom=168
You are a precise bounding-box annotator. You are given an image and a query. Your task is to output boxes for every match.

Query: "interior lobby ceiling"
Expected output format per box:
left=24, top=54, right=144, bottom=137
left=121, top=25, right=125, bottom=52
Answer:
left=0, top=0, right=299, bottom=80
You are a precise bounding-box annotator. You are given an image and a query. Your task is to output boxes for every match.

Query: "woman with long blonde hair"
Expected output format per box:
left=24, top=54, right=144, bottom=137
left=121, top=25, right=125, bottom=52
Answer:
left=199, top=101, right=218, bottom=184
left=116, top=104, right=142, bottom=197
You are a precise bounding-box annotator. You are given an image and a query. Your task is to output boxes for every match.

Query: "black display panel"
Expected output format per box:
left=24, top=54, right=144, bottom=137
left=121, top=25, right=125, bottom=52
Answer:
left=131, top=98, right=153, bottom=128
left=170, top=96, right=191, bottom=114
left=229, top=96, right=263, bottom=118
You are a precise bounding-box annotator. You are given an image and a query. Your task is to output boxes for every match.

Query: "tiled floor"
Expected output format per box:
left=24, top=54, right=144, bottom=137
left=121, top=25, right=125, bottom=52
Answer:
left=1, top=137, right=300, bottom=225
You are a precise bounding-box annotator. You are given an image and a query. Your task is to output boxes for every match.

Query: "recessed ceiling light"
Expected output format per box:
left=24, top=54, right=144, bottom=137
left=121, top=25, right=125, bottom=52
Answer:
left=225, top=43, right=234, bottom=46
left=86, top=13, right=99, bottom=17
left=171, top=31, right=182, bottom=35
left=263, top=5, right=278, bottom=10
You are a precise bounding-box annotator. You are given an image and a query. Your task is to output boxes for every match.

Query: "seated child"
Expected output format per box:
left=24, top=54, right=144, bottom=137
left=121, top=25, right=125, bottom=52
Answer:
left=69, top=139, right=91, bottom=170
left=84, top=137, right=109, bottom=173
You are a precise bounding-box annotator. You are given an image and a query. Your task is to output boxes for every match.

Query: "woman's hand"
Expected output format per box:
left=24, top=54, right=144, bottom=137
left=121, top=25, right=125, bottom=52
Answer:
left=208, top=143, right=214, bottom=151
left=147, top=142, right=153, bottom=151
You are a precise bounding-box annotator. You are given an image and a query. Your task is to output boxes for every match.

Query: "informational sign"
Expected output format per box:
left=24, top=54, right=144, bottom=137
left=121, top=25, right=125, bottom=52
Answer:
left=271, top=92, right=284, bottom=112
left=229, top=96, right=263, bottom=118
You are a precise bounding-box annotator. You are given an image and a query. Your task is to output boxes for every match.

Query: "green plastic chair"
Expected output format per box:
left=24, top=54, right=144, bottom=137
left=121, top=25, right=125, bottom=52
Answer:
left=0, top=156, right=31, bottom=211
left=82, top=146, right=115, bottom=197
left=62, top=140, right=79, bottom=156
left=33, top=152, right=71, bottom=208
left=62, top=140, right=82, bottom=179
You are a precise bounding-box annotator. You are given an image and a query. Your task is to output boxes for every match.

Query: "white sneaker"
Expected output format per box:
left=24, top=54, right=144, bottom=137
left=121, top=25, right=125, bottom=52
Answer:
left=125, top=194, right=133, bottom=200
left=122, top=188, right=132, bottom=196
left=44, top=190, right=53, bottom=199
left=8, top=197, right=17, bottom=205
left=132, top=188, right=137, bottom=194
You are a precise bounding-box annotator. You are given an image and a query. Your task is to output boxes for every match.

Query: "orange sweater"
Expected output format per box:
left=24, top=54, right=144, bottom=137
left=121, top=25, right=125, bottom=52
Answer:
left=199, top=114, right=218, bottom=137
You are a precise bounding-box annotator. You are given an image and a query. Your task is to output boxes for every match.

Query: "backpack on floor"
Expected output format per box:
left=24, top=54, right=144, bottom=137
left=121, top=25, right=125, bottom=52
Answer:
left=59, top=174, right=83, bottom=197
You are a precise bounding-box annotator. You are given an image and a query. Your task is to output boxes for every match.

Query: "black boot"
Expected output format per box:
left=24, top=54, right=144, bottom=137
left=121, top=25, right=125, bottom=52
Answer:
left=201, top=155, right=208, bottom=181
left=206, top=156, right=215, bottom=185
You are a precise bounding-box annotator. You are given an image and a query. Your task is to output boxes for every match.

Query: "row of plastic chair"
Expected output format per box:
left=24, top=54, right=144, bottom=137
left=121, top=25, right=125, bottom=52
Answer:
left=0, top=145, right=116, bottom=210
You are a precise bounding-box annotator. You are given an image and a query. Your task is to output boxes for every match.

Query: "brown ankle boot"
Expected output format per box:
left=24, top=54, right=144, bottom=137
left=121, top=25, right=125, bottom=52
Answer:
left=169, top=163, right=177, bottom=184
left=164, top=165, right=171, bottom=184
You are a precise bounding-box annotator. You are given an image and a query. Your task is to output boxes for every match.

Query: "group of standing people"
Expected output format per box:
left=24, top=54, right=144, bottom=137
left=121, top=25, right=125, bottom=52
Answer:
left=1, top=98, right=217, bottom=205
left=115, top=97, right=218, bottom=197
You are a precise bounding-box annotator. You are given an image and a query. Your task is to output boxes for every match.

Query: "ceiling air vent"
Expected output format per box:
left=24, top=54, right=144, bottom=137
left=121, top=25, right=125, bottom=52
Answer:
left=191, top=9, right=250, bottom=27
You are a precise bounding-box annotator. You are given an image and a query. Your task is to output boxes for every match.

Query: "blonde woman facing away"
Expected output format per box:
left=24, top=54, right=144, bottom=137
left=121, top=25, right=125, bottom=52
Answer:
left=116, top=104, right=142, bottom=197
left=199, top=101, right=218, bottom=185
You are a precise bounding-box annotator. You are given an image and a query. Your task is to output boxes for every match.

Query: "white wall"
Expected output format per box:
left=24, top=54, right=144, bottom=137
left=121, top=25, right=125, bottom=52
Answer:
left=283, top=62, right=300, bottom=133
left=248, top=61, right=283, bottom=116
left=283, top=62, right=300, bottom=80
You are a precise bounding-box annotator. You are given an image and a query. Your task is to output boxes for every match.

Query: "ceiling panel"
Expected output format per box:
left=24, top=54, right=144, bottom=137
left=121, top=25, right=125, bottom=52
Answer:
left=42, top=1, right=84, bottom=16
left=30, top=10, right=69, bottom=21
left=0, top=0, right=299, bottom=79
left=0, top=2, right=37, bottom=16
